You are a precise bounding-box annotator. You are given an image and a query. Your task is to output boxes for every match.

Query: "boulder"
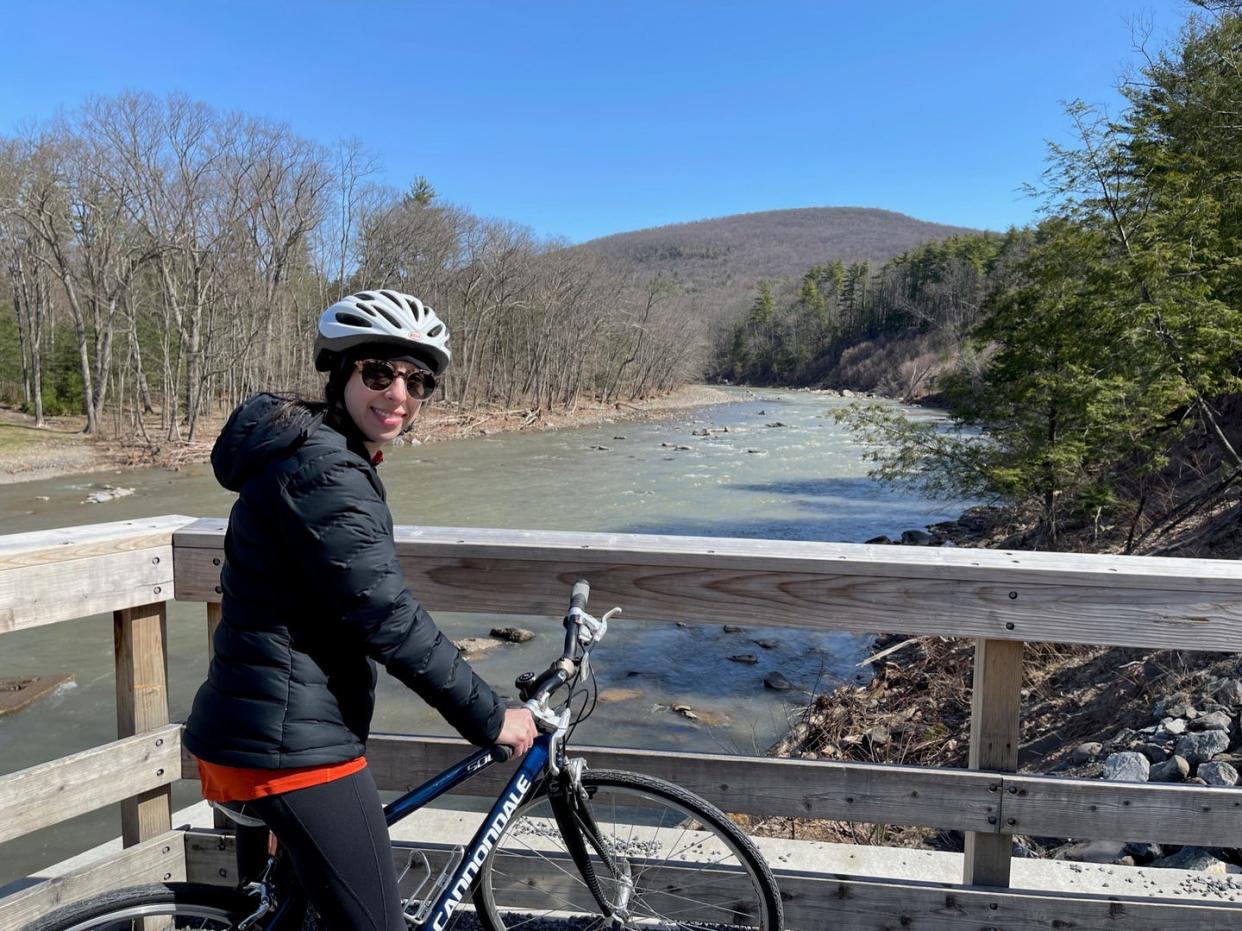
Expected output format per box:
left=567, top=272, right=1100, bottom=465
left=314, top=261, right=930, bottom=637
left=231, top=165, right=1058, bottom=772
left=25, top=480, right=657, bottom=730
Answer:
left=1189, top=710, right=1233, bottom=732
left=764, top=672, right=795, bottom=691
left=900, top=529, right=935, bottom=546
left=1102, top=751, right=1150, bottom=783
left=1213, top=678, right=1242, bottom=707
left=1150, top=846, right=1229, bottom=875
left=1138, top=743, right=1170, bottom=763
left=1069, top=742, right=1103, bottom=764
left=489, top=626, right=536, bottom=643
left=1176, top=731, right=1231, bottom=765
left=1054, top=840, right=1131, bottom=865
left=864, top=535, right=893, bottom=545
left=84, top=485, right=136, bottom=504
left=1162, top=700, right=1196, bottom=719
left=1198, top=761, right=1240, bottom=787
left=752, top=639, right=779, bottom=650
left=1150, top=755, right=1191, bottom=782
left=454, top=637, right=501, bottom=658
left=728, top=654, right=759, bottom=665
left=722, top=625, right=746, bottom=633
left=1123, top=842, right=1164, bottom=863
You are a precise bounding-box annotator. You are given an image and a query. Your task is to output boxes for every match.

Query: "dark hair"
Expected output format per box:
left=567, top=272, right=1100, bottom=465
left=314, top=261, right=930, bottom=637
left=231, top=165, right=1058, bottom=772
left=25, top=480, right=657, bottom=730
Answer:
left=268, top=380, right=352, bottom=438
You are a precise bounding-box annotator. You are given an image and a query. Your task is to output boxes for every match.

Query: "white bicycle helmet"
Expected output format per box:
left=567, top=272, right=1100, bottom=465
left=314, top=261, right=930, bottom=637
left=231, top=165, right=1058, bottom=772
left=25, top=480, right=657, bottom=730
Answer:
left=314, top=290, right=451, bottom=375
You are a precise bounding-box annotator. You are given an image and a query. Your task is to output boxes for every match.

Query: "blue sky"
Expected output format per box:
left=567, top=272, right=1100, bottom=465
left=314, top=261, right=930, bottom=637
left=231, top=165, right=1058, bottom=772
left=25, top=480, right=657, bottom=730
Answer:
left=1, top=1, right=1192, bottom=242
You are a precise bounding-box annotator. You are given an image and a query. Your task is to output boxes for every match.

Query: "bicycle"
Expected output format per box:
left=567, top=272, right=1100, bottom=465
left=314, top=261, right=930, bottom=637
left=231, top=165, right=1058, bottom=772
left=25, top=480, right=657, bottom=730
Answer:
left=26, top=580, right=784, bottom=931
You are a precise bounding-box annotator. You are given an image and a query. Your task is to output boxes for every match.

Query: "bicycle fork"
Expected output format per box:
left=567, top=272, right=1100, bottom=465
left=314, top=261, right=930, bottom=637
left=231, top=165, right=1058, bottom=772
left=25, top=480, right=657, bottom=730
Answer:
left=548, top=760, right=635, bottom=928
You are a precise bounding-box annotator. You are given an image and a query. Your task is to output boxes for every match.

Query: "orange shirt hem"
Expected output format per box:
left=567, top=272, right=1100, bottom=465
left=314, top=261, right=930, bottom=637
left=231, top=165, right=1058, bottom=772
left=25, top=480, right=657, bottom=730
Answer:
left=197, top=756, right=368, bottom=803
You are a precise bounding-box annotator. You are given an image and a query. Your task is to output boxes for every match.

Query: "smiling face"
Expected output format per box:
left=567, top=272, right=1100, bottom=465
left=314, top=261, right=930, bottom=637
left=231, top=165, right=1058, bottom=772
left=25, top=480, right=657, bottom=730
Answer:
left=343, top=360, right=423, bottom=453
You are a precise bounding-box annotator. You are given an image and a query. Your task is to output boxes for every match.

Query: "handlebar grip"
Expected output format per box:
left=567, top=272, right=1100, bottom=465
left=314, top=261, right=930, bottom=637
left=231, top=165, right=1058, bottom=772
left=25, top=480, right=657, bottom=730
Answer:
left=570, top=579, right=590, bottom=611
left=563, top=579, right=591, bottom=659
left=491, top=745, right=513, bottom=763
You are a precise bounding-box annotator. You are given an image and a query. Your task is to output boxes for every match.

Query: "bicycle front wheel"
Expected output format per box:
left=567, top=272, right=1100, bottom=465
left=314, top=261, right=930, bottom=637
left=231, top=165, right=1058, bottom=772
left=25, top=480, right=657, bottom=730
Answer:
left=22, top=882, right=257, bottom=930
left=474, top=769, right=782, bottom=930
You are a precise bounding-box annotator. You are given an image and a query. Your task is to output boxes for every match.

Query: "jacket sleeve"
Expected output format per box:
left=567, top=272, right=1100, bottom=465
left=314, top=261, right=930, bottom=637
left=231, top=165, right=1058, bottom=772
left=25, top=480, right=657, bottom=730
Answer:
left=282, top=455, right=506, bottom=746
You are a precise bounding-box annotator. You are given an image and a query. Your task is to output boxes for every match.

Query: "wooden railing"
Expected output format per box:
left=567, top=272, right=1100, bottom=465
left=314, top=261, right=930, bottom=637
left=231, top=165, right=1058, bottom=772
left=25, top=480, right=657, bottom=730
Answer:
left=3, top=515, right=1242, bottom=929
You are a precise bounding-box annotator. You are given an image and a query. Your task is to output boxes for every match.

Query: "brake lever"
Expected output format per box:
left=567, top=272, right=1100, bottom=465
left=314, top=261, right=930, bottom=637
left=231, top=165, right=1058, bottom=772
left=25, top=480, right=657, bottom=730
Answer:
left=574, top=606, right=621, bottom=647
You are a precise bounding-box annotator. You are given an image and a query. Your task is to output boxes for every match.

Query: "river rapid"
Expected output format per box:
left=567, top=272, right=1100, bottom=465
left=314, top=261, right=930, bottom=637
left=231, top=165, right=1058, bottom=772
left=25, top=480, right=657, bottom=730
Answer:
left=0, top=387, right=971, bottom=881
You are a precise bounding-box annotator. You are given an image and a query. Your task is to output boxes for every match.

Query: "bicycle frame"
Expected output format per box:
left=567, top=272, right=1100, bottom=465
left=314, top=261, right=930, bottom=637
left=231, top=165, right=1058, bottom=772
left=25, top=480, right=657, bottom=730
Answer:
left=254, top=733, right=553, bottom=930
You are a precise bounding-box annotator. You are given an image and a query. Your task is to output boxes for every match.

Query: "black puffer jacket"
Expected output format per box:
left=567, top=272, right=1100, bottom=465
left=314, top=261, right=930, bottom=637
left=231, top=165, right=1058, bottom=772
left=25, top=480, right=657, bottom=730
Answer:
left=185, top=393, right=505, bottom=769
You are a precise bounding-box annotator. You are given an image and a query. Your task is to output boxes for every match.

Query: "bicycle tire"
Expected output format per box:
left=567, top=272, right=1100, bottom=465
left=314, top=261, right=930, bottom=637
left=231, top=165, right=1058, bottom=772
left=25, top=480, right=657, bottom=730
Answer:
left=22, top=882, right=258, bottom=931
left=473, top=769, right=783, bottom=930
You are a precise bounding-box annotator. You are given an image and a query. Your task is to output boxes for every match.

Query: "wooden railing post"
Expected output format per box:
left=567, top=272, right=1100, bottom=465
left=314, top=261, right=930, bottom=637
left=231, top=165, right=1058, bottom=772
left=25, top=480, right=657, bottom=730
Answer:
left=962, top=637, right=1023, bottom=887
left=206, top=602, right=222, bottom=659
left=114, top=602, right=172, bottom=846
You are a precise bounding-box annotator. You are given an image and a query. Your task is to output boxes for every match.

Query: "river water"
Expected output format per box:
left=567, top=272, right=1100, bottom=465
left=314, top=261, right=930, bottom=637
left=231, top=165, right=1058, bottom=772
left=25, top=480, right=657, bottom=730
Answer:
left=0, top=387, right=969, bottom=883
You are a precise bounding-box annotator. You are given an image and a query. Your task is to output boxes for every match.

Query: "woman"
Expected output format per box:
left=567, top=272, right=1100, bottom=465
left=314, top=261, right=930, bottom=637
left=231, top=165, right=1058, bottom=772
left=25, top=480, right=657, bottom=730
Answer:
left=185, top=289, right=536, bottom=930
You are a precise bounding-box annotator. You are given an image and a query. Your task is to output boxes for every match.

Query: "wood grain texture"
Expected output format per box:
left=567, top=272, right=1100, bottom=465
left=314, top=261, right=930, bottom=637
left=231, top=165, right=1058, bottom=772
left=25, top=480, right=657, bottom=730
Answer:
left=177, top=730, right=1242, bottom=848
left=1000, top=772, right=1242, bottom=847
left=114, top=604, right=172, bottom=846
left=181, top=830, right=1242, bottom=931
left=0, top=516, right=192, bottom=568
left=172, top=518, right=1242, bottom=589
left=964, top=638, right=1025, bottom=887
left=0, top=546, right=173, bottom=634
left=172, top=523, right=1242, bottom=650
left=0, top=726, right=180, bottom=845
left=365, top=734, right=1002, bottom=831
left=0, top=831, right=185, bottom=930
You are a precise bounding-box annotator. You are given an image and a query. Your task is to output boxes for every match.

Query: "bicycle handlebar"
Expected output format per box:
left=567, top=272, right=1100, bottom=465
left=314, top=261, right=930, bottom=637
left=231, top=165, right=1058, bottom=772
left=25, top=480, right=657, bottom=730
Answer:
left=561, top=579, right=590, bottom=661
left=517, top=579, right=593, bottom=704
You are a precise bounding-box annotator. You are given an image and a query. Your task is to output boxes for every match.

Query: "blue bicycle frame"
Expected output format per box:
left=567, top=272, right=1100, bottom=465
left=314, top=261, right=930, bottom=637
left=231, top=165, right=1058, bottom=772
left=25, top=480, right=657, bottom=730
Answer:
left=258, top=732, right=554, bottom=930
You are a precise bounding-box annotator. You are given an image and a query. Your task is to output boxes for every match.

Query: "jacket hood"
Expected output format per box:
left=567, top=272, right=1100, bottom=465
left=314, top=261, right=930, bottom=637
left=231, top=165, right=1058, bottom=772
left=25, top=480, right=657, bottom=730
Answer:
left=211, top=393, right=319, bottom=491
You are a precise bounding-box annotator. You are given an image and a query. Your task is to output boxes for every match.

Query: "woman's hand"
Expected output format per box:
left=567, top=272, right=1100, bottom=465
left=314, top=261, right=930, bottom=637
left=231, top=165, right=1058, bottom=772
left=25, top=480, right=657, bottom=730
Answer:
left=496, top=708, right=537, bottom=757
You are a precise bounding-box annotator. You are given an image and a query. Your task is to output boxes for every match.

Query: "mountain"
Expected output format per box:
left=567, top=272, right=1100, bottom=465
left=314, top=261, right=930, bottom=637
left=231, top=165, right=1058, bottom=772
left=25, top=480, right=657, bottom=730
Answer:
left=578, top=207, right=987, bottom=294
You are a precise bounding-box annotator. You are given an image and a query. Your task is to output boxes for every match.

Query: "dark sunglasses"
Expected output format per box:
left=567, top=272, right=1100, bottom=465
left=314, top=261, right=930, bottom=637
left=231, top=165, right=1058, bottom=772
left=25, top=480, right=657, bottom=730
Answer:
left=355, top=360, right=436, bottom=399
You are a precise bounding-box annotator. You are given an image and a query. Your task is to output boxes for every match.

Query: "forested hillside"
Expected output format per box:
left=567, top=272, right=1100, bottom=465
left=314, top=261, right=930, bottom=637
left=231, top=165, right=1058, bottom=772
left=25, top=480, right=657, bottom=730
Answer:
left=711, top=231, right=1027, bottom=395
left=579, top=207, right=983, bottom=335
left=0, top=98, right=701, bottom=442
left=581, top=207, right=981, bottom=284
left=769, top=4, right=1242, bottom=555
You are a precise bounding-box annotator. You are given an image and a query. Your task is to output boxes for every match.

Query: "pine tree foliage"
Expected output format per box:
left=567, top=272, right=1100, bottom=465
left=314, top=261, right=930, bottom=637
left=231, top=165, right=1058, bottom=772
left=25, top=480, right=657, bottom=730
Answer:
left=841, top=9, right=1242, bottom=549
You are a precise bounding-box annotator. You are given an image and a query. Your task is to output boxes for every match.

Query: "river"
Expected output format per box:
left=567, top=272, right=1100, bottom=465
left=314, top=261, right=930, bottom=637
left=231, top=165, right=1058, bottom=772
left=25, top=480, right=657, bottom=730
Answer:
left=0, top=387, right=971, bottom=883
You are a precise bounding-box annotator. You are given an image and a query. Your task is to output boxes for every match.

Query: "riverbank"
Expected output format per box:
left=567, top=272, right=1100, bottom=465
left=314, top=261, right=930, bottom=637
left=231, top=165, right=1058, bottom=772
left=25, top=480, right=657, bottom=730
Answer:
left=0, top=385, right=733, bottom=486
left=767, top=504, right=1242, bottom=876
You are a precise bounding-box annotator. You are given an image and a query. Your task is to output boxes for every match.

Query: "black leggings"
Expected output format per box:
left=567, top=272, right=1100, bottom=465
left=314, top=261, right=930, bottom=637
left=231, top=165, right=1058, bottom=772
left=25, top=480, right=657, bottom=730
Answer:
left=241, top=768, right=405, bottom=930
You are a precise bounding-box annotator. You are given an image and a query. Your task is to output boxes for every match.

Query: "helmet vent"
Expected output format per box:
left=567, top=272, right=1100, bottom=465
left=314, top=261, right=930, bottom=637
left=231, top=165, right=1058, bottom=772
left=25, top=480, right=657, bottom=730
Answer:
left=379, top=289, right=402, bottom=305
left=334, top=312, right=372, bottom=328
left=355, top=291, right=377, bottom=302
left=373, top=305, right=402, bottom=329
left=428, top=324, right=444, bottom=337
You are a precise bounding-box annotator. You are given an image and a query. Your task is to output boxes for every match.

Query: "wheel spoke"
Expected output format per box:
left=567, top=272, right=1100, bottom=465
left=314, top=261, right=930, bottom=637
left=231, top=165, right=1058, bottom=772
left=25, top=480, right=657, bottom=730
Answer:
left=476, top=771, right=778, bottom=931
